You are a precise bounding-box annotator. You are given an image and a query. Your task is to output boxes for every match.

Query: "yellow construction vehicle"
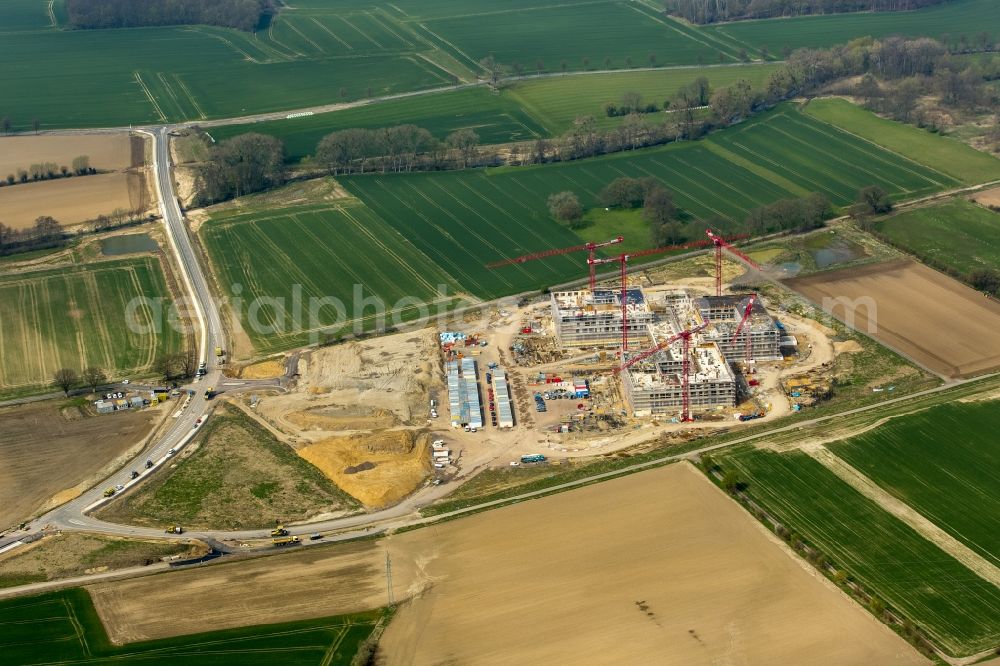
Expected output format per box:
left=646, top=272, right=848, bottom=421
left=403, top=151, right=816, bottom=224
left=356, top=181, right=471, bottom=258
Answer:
left=272, top=536, right=300, bottom=546
left=103, top=487, right=116, bottom=497
left=270, top=526, right=289, bottom=537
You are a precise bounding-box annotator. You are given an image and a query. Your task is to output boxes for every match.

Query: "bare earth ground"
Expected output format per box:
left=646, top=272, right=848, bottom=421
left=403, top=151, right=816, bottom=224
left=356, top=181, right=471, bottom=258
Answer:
left=298, top=430, right=430, bottom=508
left=0, top=401, right=156, bottom=530
left=249, top=328, right=440, bottom=506
left=972, top=187, right=1000, bottom=207
left=87, top=540, right=402, bottom=644
left=236, top=359, right=284, bottom=379
left=381, top=463, right=926, bottom=665
left=88, top=463, right=926, bottom=664
left=785, top=260, right=1000, bottom=378
left=0, top=134, right=134, bottom=175
left=0, top=533, right=199, bottom=585
left=0, top=172, right=141, bottom=229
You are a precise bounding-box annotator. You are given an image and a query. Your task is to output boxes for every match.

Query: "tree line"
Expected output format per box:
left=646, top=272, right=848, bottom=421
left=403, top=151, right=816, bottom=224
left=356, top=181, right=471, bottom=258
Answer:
left=663, top=0, right=947, bottom=24
left=0, top=217, right=65, bottom=256
left=1, top=156, right=94, bottom=188
left=66, top=0, right=274, bottom=31
left=196, top=133, right=286, bottom=205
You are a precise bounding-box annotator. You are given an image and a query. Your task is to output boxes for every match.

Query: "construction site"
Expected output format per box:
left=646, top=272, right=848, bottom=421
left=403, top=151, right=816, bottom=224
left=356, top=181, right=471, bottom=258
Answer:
left=429, top=230, right=837, bottom=465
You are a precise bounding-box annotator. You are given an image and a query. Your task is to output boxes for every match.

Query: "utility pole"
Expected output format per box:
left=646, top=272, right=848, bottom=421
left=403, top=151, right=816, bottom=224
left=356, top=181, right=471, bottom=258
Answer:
left=385, top=551, right=395, bottom=605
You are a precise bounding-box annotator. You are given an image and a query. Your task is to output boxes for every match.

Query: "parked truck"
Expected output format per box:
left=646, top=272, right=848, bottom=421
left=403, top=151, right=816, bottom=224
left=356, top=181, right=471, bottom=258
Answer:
left=273, top=536, right=300, bottom=546
left=215, top=347, right=224, bottom=357
left=204, top=387, right=215, bottom=400
left=520, top=454, right=547, bottom=464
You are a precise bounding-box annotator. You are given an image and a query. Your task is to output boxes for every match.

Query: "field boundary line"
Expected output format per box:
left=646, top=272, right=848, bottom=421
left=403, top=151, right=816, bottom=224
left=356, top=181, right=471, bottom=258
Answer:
left=804, top=445, right=1000, bottom=589
left=802, top=105, right=962, bottom=185
left=133, top=72, right=167, bottom=123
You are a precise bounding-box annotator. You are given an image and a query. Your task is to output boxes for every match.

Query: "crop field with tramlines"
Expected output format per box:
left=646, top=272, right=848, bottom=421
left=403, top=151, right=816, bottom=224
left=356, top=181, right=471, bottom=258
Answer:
left=412, top=0, right=732, bottom=74
left=200, top=202, right=471, bottom=353
left=719, top=447, right=1000, bottom=657
left=827, top=400, right=1000, bottom=568
left=710, top=107, right=958, bottom=203
left=803, top=98, right=1000, bottom=185
left=702, top=0, right=999, bottom=55
left=0, top=588, right=387, bottom=665
left=0, top=257, right=185, bottom=399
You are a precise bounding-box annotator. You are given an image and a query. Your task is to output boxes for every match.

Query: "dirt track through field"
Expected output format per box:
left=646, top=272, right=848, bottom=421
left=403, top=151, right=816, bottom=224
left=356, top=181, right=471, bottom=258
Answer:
left=89, top=463, right=926, bottom=663
left=804, top=444, right=1000, bottom=588
left=786, top=260, right=1000, bottom=378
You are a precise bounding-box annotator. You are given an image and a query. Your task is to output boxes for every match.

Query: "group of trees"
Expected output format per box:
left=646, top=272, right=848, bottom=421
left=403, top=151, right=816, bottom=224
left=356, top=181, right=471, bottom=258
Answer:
left=1, top=117, right=42, bottom=135
left=743, top=193, right=833, bottom=236
left=154, top=350, right=200, bottom=382
left=66, top=0, right=274, bottom=31
left=604, top=91, right=661, bottom=118
left=52, top=366, right=107, bottom=396
left=0, top=216, right=66, bottom=256
left=314, top=126, right=486, bottom=174
left=196, top=133, right=286, bottom=204
left=663, top=0, right=947, bottom=24
left=2, top=156, right=94, bottom=188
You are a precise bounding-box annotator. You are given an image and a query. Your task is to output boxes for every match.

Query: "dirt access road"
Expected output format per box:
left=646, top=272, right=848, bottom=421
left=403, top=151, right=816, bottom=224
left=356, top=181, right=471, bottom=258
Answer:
left=87, top=463, right=926, bottom=664
left=786, top=260, right=1000, bottom=379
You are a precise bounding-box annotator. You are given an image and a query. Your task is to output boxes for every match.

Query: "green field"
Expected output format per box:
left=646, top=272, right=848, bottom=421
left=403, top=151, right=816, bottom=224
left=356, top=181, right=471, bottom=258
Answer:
left=721, top=447, right=1000, bottom=656
left=506, top=64, right=779, bottom=133
left=0, top=587, right=387, bottom=665
left=703, top=0, right=1000, bottom=55
left=828, top=401, right=1000, bottom=568
left=0, top=257, right=185, bottom=398
left=415, top=0, right=734, bottom=73
left=711, top=105, right=958, bottom=203
left=804, top=98, right=1000, bottom=185
left=0, top=19, right=451, bottom=129
left=201, top=197, right=471, bottom=352
left=877, top=198, right=1000, bottom=275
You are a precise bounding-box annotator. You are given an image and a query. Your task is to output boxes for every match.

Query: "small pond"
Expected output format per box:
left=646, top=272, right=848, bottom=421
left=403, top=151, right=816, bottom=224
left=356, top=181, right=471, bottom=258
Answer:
left=100, top=233, right=158, bottom=256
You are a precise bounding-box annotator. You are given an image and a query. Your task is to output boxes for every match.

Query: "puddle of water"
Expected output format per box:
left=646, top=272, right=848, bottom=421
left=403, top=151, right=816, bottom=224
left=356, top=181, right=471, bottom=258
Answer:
left=812, top=239, right=864, bottom=268
left=100, top=233, right=158, bottom=256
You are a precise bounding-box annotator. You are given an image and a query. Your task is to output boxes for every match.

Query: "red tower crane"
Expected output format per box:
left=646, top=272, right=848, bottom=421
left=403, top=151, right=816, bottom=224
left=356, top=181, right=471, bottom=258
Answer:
left=486, top=236, right=624, bottom=290
left=589, top=252, right=633, bottom=351
left=616, top=321, right=710, bottom=422
left=586, top=239, right=723, bottom=351
left=706, top=229, right=760, bottom=297
left=731, top=293, right=757, bottom=369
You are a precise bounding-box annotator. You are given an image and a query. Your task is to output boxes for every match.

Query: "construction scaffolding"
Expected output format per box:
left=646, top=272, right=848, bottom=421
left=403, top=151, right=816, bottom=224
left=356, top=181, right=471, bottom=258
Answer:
left=550, top=288, right=654, bottom=349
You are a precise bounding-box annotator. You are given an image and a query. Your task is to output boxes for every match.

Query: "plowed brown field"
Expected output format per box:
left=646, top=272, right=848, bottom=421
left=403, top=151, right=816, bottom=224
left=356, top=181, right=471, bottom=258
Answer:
left=0, top=401, right=155, bottom=529
left=88, top=464, right=925, bottom=664
left=0, top=173, right=141, bottom=229
left=0, top=134, right=136, bottom=175
left=786, top=260, right=1000, bottom=378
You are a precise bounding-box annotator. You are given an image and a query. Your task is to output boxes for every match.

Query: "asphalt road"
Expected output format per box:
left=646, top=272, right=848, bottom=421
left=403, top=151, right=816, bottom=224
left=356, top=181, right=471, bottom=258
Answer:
left=0, top=128, right=226, bottom=550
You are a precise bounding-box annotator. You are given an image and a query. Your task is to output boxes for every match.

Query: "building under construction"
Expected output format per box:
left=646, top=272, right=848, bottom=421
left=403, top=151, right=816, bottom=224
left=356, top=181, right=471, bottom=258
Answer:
left=621, top=323, right=737, bottom=418
left=550, top=288, right=654, bottom=349
left=697, top=295, right=781, bottom=362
